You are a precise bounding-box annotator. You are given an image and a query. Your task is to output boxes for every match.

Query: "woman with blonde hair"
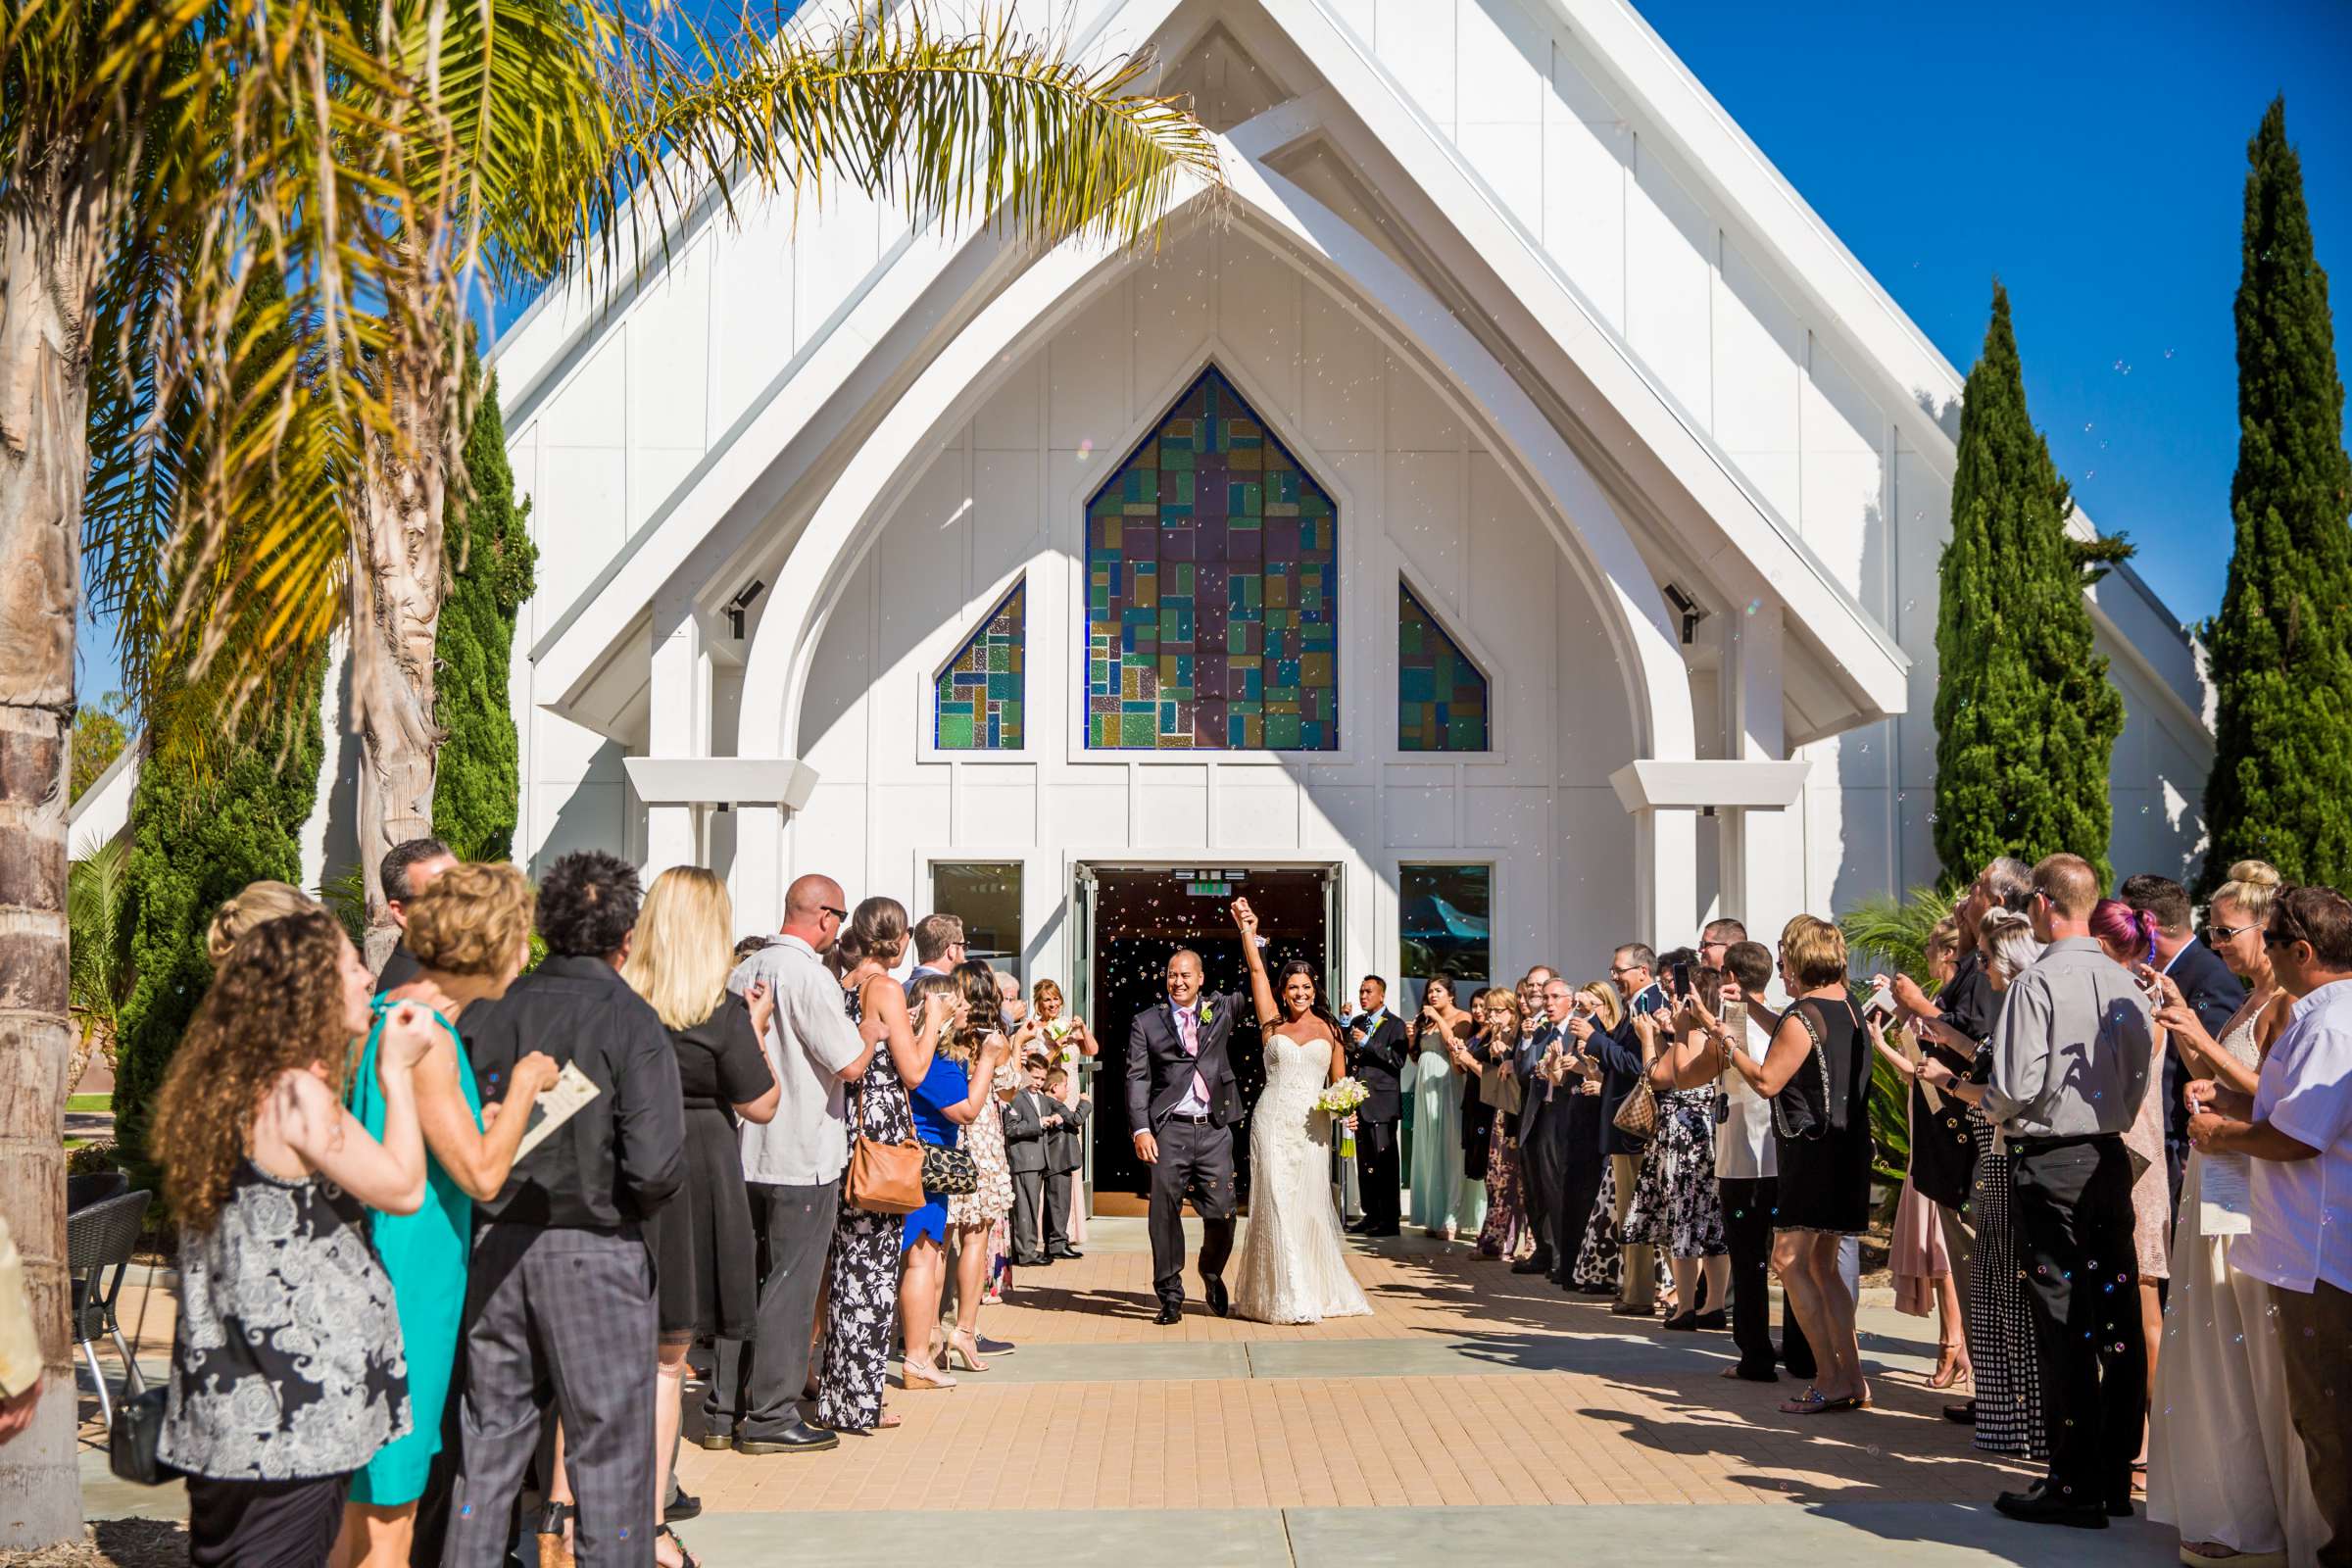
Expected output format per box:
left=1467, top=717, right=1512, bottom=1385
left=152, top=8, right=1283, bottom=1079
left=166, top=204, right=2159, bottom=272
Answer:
left=2146, top=859, right=2324, bottom=1567
left=155, top=910, right=438, bottom=1566
left=333, top=861, right=558, bottom=1568
left=1714, top=914, right=1874, bottom=1415
left=204, top=880, right=320, bottom=965
left=620, top=866, right=779, bottom=1568
left=1031, top=978, right=1096, bottom=1249
left=1470, top=987, right=1530, bottom=1260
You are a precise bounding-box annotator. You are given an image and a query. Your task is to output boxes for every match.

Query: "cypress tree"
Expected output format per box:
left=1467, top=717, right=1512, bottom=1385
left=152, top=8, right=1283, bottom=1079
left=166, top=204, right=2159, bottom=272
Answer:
left=1932, top=282, right=2132, bottom=886
left=431, top=358, right=537, bottom=861
left=112, top=662, right=326, bottom=1183
left=2199, top=98, right=2352, bottom=894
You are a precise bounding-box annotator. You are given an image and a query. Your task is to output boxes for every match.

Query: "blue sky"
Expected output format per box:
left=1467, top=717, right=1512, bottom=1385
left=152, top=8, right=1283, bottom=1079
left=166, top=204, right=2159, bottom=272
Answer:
left=1640, top=0, right=2352, bottom=630
left=74, top=0, right=2351, bottom=700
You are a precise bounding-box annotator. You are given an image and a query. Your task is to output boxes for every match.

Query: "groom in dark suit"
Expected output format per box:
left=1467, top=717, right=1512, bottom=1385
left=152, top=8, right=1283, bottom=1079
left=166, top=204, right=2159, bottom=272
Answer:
left=1343, top=976, right=1408, bottom=1237
left=1128, top=947, right=1247, bottom=1324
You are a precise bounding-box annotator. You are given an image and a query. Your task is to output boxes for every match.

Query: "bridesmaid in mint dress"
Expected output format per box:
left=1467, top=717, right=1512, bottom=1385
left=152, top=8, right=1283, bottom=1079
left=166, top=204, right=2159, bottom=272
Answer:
left=338, top=863, right=556, bottom=1566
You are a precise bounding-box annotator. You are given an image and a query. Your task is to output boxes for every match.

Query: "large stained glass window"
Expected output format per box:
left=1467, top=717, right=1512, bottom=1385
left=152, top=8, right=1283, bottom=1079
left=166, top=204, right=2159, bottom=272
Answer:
left=933, top=578, right=1025, bottom=749
left=1397, top=580, right=1490, bottom=751
left=1085, top=367, right=1339, bottom=750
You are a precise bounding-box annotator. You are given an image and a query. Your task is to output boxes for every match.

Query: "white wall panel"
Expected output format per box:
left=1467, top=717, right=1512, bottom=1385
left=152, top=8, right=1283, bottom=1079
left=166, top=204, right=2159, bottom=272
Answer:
left=1624, top=140, right=1714, bottom=428
left=1300, top=288, right=1384, bottom=454
left=1374, top=0, right=1455, bottom=133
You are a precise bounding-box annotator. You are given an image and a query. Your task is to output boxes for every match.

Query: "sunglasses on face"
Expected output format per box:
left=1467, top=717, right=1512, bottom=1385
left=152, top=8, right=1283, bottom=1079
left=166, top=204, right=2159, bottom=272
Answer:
left=2208, top=919, right=2260, bottom=943
left=820, top=906, right=849, bottom=922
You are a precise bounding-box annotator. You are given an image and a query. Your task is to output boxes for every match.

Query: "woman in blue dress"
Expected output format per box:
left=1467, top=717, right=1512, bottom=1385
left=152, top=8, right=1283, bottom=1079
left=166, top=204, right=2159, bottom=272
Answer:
left=337, top=862, right=558, bottom=1567
left=898, top=966, right=1010, bottom=1391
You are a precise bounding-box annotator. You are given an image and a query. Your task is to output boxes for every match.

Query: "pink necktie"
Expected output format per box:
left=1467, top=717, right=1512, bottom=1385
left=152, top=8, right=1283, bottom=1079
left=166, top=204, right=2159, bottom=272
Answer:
left=1176, top=1005, right=1207, bottom=1104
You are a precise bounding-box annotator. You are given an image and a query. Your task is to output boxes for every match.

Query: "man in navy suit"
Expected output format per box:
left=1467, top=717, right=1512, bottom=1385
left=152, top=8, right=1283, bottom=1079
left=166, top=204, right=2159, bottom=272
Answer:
left=1127, top=948, right=1248, bottom=1324
left=2122, top=874, right=2246, bottom=1214
left=1344, top=976, right=1410, bottom=1237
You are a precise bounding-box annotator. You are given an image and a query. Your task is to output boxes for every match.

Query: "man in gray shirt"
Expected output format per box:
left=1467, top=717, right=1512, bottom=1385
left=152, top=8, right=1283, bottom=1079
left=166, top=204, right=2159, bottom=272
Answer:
left=1983, top=854, right=2153, bottom=1530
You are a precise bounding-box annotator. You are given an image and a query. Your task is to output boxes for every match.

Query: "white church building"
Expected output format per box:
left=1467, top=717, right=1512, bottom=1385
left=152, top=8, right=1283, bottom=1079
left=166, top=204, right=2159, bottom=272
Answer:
left=79, top=0, right=2217, bottom=1045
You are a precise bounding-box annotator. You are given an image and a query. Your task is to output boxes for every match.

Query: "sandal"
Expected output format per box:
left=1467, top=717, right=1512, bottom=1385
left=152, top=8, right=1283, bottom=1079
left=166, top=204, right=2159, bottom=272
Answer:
left=656, top=1524, right=701, bottom=1568
left=1928, top=1341, right=1973, bottom=1390
left=534, top=1500, right=576, bottom=1568
left=1778, top=1386, right=1827, bottom=1415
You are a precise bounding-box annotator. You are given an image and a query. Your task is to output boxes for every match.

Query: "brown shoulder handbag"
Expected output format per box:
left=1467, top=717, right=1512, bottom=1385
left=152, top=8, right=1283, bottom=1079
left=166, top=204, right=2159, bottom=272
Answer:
left=1611, top=1076, right=1658, bottom=1142
left=845, top=1078, right=925, bottom=1215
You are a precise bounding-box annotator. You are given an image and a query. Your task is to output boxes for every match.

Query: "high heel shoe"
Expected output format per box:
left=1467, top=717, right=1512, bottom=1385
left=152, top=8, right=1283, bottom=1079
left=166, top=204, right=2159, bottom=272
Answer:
left=900, top=1361, right=957, bottom=1391
left=1927, top=1341, right=1973, bottom=1390
left=946, top=1333, right=990, bottom=1373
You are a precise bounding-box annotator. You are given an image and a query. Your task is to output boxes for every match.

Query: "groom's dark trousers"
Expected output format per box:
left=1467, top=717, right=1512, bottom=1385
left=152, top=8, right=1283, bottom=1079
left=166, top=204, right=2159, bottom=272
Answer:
left=1148, top=1113, right=1237, bottom=1307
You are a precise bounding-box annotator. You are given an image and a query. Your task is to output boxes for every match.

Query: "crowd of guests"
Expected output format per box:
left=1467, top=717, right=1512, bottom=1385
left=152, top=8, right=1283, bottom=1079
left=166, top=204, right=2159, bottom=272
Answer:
left=91, top=829, right=2352, bottom=1567
left=140, top=845, right=1100, bottom=1567
left=1355, top=853, right=2348, bottom=1562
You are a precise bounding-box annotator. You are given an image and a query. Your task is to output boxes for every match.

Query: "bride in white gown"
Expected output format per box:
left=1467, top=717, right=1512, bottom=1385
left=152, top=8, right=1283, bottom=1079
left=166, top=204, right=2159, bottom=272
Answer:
left=1227, top=899, right=1372, bottom=1325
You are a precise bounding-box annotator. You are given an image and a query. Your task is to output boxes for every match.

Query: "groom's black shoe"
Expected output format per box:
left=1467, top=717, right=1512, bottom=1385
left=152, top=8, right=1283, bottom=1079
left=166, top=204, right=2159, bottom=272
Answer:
left=1510, top=1250, right=1554, bottom=1275
left=1153, top=1301, right=1182, bottom=1326
left=1203, top=1277, right=1230, bottom=1318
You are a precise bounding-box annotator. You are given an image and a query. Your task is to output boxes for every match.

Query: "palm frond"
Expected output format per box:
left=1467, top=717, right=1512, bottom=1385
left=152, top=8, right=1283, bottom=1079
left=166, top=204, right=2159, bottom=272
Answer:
left=67, top=834, right=134, bottom=1027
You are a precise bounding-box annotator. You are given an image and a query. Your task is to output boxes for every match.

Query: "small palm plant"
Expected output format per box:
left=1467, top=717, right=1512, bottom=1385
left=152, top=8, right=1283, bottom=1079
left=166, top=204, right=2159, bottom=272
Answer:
left=1841, top=886, right=1963, bottom=1188
left=67, top=834, right=135, bottom=1096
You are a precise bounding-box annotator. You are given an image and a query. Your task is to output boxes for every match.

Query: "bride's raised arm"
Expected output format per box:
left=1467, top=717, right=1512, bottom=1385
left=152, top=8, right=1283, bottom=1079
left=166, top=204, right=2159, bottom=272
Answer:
left=1231, top=899, right=1279, bottom=1025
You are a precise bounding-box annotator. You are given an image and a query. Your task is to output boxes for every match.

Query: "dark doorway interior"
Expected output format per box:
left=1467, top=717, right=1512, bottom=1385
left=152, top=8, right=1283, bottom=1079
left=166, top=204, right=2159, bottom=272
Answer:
left=1086, top=865, right=1330, bottom=1205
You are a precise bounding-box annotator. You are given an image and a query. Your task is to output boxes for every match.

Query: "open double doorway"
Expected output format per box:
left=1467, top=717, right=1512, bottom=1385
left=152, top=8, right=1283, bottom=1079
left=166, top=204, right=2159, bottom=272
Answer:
left=1071, top=862, right=1338, bottom=1208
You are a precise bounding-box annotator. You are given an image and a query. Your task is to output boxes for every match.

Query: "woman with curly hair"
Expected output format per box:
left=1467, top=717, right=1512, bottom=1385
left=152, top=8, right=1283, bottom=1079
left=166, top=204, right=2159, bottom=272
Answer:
left=898, top=964, right=1010, bottom=1388
left=334, top=863, right=557, bottom=1567
left=153, top=908, right=439, bottom=1567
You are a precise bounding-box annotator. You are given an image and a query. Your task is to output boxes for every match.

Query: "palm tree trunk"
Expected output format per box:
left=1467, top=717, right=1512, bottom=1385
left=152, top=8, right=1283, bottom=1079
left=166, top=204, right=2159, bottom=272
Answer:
left=0, top=141, right=114, bottom=1551
left=352, top=431, right=449, bottom=971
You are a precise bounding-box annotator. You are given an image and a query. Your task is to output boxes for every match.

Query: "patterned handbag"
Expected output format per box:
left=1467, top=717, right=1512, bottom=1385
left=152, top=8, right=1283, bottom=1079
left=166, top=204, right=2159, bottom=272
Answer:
left=920, top=1143, right=980, bottom=1197
left=1611, top=1077, right=1659, bottom=1143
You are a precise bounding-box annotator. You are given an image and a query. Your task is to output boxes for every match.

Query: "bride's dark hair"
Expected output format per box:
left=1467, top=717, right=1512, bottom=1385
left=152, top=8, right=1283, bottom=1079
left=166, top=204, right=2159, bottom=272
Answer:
left=1272, top=957, right=1346, bottom=1040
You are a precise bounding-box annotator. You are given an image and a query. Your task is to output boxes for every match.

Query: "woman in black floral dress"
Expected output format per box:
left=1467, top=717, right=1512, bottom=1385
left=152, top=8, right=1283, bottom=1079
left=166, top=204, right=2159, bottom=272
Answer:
left=815, top=899, right=956, bottom=1434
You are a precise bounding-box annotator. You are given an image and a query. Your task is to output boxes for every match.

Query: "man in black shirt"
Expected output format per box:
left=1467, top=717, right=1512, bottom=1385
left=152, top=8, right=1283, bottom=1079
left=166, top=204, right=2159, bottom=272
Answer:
left=447, top=852, right=684, bottom=1568
left=2121, top=873, right=2246, bottom=1215
left=372, top=836, right=458, bottom=990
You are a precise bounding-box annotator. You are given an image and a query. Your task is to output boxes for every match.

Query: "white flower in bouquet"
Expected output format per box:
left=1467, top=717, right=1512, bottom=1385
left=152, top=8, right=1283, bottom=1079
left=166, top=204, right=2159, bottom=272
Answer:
left=1315, top=1077, right=1370, bottom=1115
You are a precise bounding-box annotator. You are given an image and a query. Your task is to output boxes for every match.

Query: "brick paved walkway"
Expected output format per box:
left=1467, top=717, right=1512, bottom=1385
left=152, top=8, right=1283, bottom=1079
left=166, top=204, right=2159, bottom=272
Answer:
left=73, top=1217, right=2179, bottom=1564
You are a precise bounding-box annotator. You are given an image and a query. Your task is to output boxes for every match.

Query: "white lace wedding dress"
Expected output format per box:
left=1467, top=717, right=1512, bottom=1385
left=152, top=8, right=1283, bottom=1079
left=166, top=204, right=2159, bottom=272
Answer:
left=1233, top=1032, right=1373, bottom=1324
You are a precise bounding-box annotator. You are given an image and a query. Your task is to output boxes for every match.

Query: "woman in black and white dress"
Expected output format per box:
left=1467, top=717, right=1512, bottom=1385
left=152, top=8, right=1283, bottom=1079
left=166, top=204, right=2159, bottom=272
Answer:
left=815, top=899, right=956, bottom=1434
left=1919, top=908, right=2048, bottom=1461
left=1624, top=969, right=1731, bottom=1330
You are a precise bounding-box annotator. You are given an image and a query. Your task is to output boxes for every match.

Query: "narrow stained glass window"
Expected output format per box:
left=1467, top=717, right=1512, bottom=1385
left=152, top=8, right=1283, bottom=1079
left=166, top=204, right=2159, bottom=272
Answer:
left=934, top=578, right=1025, bottom=750
left=1397, top=580, right=1489, bottom=752
left=1084, top=366, right=1339, bottom=750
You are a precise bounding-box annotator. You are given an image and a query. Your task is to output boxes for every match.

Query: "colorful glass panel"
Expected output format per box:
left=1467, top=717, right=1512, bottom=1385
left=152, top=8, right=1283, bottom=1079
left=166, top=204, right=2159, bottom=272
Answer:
left=934, top=579, right=1025, bottom=749
left=1397, top=580, right=1489, bottom=752
left=1084, top=367, right=1339, bottom=750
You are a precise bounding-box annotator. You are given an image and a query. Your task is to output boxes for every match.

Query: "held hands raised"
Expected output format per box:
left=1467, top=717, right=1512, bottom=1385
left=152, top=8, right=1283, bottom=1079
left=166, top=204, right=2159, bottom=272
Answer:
left=1229, top=898, right=1259, bottom=940
left=377, top=1003, right=442, bottom=1070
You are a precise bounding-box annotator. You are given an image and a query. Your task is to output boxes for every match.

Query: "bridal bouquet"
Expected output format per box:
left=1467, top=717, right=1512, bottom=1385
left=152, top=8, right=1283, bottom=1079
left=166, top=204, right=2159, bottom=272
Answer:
left=1317, top=1078, right=1371, bottom=1157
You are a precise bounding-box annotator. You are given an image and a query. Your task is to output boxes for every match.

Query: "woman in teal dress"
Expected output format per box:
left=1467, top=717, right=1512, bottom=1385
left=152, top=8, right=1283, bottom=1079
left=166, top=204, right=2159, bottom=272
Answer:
left=1406, top=975, right=1486, bottom=1241
left=336, top=862, right=557, bottom=1568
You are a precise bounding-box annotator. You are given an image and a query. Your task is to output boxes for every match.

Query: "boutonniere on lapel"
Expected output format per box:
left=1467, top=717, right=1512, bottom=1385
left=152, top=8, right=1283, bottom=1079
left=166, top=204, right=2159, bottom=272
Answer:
left=1197, top=999, right=1216, bottom=1026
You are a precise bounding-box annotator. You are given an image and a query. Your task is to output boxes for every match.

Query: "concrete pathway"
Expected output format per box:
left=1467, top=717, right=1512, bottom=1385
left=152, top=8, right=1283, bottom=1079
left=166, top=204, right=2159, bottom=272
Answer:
left=75, top=1217, right=2180, bottom=1565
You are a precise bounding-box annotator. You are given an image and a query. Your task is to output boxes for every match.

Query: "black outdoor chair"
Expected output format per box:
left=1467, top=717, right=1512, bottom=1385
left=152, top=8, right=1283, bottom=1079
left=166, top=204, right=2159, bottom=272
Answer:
left=66, top=1188, right=152, bottom=1430
left=67, top=1170, right=129, bottom=1212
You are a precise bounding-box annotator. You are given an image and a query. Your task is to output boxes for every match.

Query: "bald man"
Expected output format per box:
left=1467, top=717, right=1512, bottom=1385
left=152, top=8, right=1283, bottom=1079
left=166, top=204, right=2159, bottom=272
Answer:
left=1983, top=853, right=2154, bottom=1527
left=710, top=872, right=872, bottom=1454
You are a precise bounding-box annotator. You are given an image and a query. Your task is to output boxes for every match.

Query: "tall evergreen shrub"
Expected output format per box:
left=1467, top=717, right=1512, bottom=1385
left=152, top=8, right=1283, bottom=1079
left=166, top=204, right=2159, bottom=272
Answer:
left=1932, top=283, right=2132, bottom=886
left=431, top=360, right=537, bottom=862
left=2200, top=98, right=2352, bottom=893
left=112, top=662, right=326, bottom=1182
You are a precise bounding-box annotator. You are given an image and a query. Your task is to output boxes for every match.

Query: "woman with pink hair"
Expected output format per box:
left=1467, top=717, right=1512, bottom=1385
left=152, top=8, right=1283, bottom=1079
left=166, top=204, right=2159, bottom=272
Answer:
left=2088, top=895, right=2169, bottom=1498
